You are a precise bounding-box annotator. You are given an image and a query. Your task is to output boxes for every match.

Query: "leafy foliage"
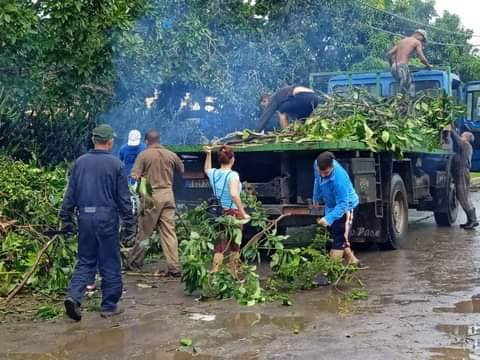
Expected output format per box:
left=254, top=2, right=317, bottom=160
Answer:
left=35, top=304, right=62, bottom=320
left=178, top=193, right=356, bottom=305
left=0, top=157, right=77, bottom=296
left=177, top=203, right=264, bottom=304
left=228, top=91, right=463, bottom=158
left=292, top=91, right=462, bottom=157
left=0, top=0, right=146, bottom=165
left=349, top=288, right=369, bottom=301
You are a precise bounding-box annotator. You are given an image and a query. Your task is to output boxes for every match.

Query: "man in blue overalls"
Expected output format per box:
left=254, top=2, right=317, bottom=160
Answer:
left=60, top=124, right=136, bottom=321
left=313, top=151, right=361, bottom=265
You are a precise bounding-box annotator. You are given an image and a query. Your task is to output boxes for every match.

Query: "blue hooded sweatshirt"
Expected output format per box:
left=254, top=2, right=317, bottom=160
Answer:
left=312, top=159, right=359, bottom=226
left=119, top=143, right=146, bottom=184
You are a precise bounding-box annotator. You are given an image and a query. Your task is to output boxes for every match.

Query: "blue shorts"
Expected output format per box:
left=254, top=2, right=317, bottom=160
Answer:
left=328, top=210, right=354, bottom=250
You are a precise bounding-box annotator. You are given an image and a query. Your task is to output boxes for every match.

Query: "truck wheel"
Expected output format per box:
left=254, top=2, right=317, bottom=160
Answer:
left=434, top=181, right=458, bottom=227
left=381, top=174, right=408, bottom=250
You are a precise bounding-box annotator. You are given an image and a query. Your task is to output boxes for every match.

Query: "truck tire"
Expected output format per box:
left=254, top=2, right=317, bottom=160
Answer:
left=434, top=180, right=458, bottom=227
left=381, top=174, right=408, bottom=250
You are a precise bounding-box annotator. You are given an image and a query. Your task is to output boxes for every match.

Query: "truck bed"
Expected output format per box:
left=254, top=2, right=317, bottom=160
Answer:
left=167, top=140, right=450, bottom=155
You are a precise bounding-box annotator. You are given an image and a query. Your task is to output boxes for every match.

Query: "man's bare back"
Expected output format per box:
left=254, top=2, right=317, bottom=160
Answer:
left=387, top=31, right=431, bottom=68
left=387, top=30, right=431, bottom=95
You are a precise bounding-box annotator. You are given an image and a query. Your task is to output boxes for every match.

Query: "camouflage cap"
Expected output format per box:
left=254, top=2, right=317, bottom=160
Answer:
left=415, top=29, right=427, bottom=42
left=92, top=124, right=116, bottom=141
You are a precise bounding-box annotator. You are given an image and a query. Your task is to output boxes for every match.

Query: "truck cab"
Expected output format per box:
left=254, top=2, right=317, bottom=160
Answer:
left=461, top=81, right=480, bottom=170
left=321, top=69, right=461, bottom=98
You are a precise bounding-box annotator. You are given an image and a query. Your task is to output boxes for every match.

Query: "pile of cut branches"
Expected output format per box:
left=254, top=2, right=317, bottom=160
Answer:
left=216, top=91, right=463, bottom=158
left=0, top=157, right=76, bottom=298
left=177, top=193, right=357, bottom=306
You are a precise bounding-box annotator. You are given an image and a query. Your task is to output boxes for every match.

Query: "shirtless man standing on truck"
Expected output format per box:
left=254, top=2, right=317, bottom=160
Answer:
left=387, top=29, right=432, bottom=95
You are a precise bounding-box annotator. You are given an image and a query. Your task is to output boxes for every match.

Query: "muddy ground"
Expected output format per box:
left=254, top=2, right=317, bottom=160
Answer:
left=2, top=195, right=480, bottom=360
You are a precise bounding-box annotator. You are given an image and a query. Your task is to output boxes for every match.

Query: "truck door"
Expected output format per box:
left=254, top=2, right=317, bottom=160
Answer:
left=463, top=82, right=480, bottom=171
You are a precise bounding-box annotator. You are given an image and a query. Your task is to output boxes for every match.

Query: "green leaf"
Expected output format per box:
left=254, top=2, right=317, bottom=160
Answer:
left=179, top=338, right=193, bottom=347
left=381, top=130, right=390, bottom=143
left=36, top=305, right=61, bottom=320
left=282, top=298, right=292, bottom=306
left=350, top=289, right=368, bottom=300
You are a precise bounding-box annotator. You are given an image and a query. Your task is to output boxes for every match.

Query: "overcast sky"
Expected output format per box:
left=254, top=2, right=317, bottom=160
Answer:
left=435, top=0, right=480, bottom=43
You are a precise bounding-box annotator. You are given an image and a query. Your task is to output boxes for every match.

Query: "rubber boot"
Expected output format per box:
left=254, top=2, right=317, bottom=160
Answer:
left=64, top=297, right=82, bottom=322
left=228, top=251, right=241, bottom=279
left=329, top=249, right=344, bottom=262
left=460, top=209, right=473, bottom=228
left=464, top=209, right=479, bottom=230
left=211, top=253, right=224, bottom=273
left=343, top=247, right=360, bottom=266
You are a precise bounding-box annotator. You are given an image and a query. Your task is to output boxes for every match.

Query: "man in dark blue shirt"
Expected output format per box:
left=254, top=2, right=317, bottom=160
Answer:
left=60, top=124, right=136, bottom=321
left=119, top=129, right=146, bottom=185
left=255, top=85, right=321, bottom=131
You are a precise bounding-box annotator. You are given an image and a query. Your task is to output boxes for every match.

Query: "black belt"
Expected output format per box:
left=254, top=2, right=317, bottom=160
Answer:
left=78, top=206, right=116, bottom=214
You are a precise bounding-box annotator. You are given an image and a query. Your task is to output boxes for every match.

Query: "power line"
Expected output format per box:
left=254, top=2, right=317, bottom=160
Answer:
left=363, top=1, right=480, bottom=38
left=362, top=1, right=480, bottom=39
left=364, top=23, right=480, bottom=48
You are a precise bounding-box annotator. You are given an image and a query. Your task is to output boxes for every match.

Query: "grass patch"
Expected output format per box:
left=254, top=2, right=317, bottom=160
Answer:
left=35, top=304, right=62, bottom=320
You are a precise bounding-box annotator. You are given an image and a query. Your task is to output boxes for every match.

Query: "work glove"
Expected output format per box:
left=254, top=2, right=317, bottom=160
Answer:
left=43, top=222, right=76, bottom=237
left=60, top=221, right=75, bottom=235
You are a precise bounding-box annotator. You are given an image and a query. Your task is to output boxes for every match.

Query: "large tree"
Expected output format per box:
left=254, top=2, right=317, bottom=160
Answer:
left=0, top=0, right=146, bottom=163
left=1, top=0, right=479, bottom=163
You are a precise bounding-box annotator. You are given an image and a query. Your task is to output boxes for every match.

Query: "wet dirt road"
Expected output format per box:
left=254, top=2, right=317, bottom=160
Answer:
left=2, top=195, right=480, bottom=360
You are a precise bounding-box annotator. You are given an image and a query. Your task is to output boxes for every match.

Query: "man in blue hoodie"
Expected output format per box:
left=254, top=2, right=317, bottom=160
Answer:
left=119, top=129, right=147, bottom=185
left=313, top=151, right=361, bottom=265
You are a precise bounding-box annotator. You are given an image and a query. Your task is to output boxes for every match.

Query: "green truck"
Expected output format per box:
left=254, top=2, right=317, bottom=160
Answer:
left=168, top=69, right=461, bottom=250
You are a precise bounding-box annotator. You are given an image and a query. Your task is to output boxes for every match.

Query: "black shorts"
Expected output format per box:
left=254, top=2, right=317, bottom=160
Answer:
left=328, top=211, right=354, bottom=250
left=277, top=92, right=321, bottom=120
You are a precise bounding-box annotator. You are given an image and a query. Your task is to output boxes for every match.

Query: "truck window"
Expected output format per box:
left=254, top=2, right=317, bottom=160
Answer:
left=452, top=88, right=461, bottom=102
left=390, top=80, right=441, bottom=96
left=467, top=91, right=480, bottom=121
left=452, top=79, right=462, bottom=103
left=332, top=84, right=381, bottom=96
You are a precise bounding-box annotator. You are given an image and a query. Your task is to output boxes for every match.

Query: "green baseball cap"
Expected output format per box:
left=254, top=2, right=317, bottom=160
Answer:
left=92, top=124, right=116, bottom=141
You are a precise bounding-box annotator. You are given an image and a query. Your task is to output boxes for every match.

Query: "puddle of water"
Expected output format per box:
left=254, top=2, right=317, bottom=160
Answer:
left=429, top=347, right=472, bottom=360
left=61, top=326, right=127, bottom=354
left=56, top=318, right=175, bottom=356
left=437, top=324, right=480, bottom=338
left=395, top=299, right=430, bottom=306
left=434, top=299, right=480, bottom=314
left=311, top=298, right=348, bottom=313
left=300, top=296, right=356, bottom=315
left=435, top=323, right=480, bottom=357
left=222, top=312, right=305, bottom=336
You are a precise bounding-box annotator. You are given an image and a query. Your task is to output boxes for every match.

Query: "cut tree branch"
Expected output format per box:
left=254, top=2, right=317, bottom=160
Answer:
left=242, top=214, right=290, bottom=251
left=5, top=235, right=59, bottom=305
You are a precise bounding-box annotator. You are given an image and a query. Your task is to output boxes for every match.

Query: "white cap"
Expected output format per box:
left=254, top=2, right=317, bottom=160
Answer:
left=128, top=129, right=141, bottom=146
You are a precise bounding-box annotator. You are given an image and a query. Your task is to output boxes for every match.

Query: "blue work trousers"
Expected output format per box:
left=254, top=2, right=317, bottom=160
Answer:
left=67, top=207, right=122, bottom=312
